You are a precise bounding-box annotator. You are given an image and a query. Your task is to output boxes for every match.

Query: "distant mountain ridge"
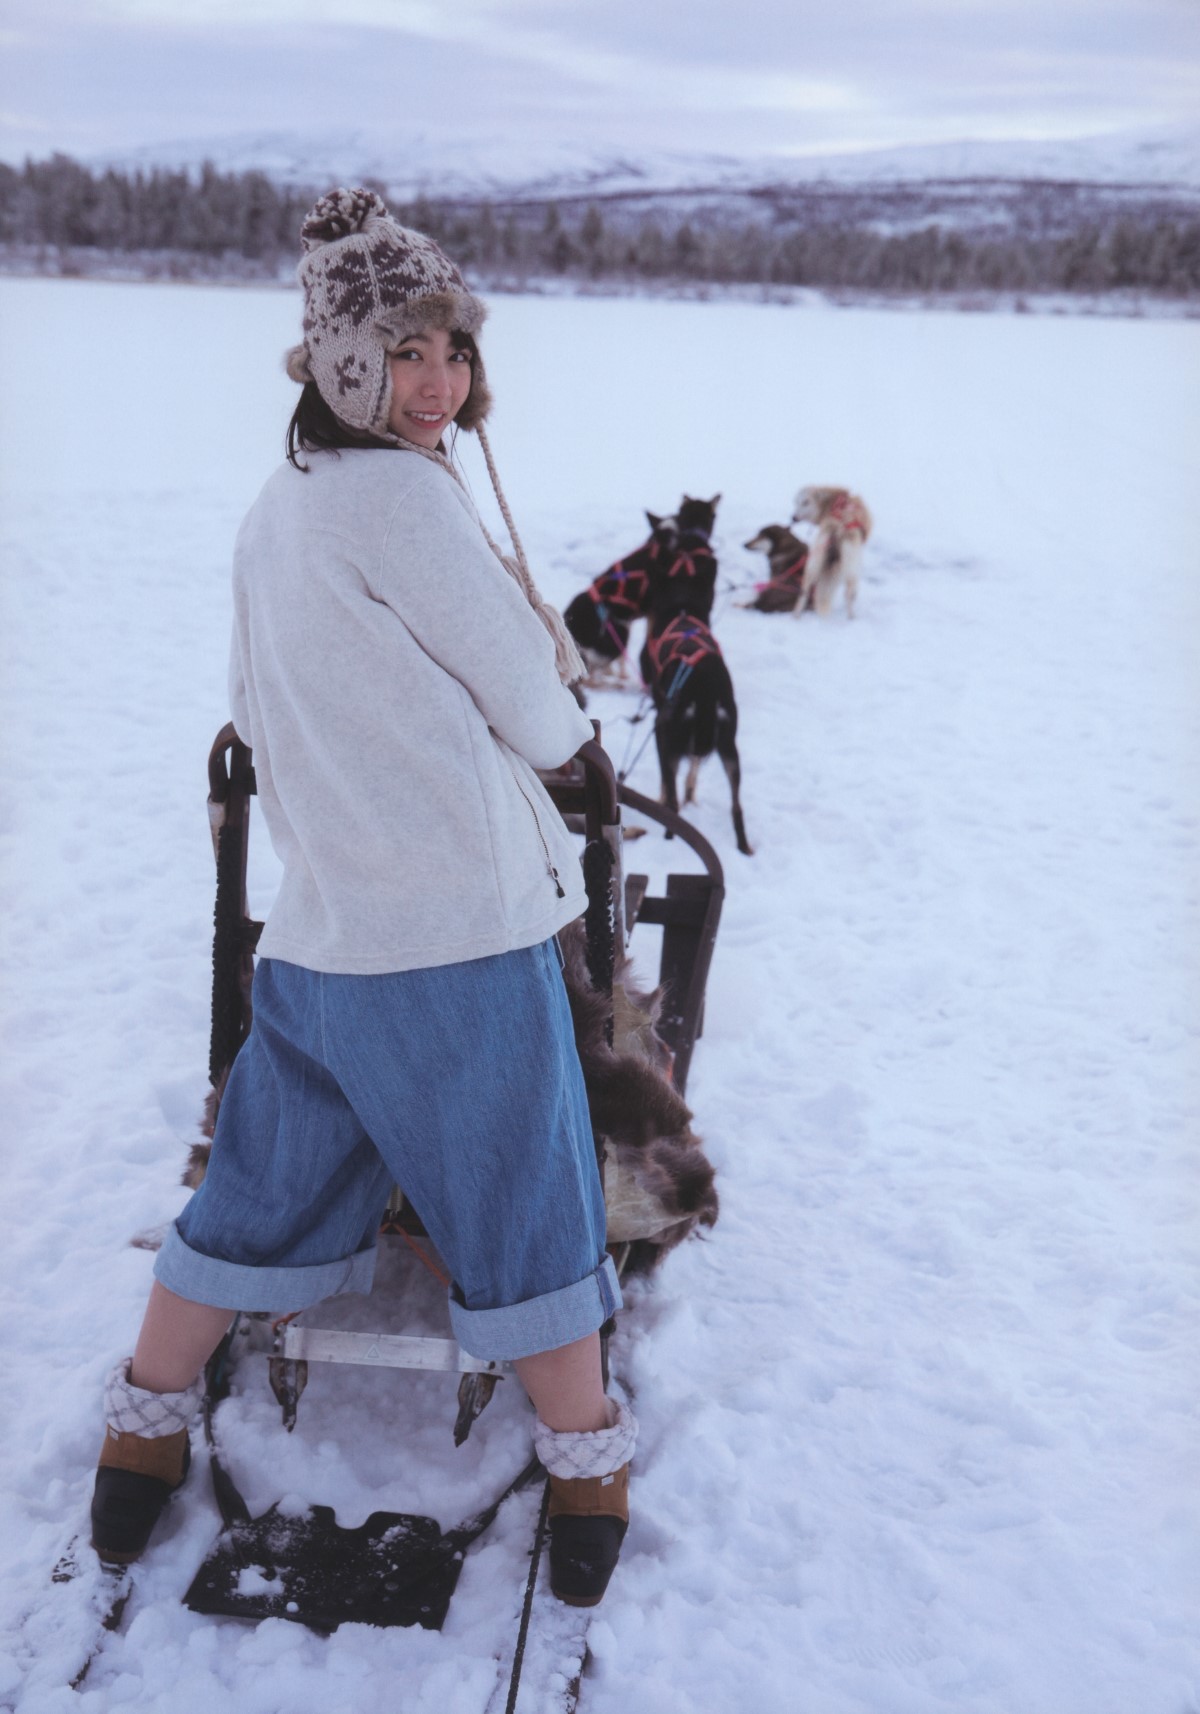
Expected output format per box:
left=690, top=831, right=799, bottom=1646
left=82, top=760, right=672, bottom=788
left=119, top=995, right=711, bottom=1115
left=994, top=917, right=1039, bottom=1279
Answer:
left=9, top=125, right=1196, bottom=301
left=94, top=124, right=1200, bottom=201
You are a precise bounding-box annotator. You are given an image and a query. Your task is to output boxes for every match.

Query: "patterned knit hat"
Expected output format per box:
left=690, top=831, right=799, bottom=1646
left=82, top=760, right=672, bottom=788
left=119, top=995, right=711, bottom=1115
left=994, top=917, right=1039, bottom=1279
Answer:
left=285, top=187, right=584, bottom=685
left=285, top=187, right=492, bottom=438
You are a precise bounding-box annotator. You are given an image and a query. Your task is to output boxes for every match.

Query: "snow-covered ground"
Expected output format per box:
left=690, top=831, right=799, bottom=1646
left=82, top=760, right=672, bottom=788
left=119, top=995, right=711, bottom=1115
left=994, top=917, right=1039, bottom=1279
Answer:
left=1, top=278, right=1197, bottom=1714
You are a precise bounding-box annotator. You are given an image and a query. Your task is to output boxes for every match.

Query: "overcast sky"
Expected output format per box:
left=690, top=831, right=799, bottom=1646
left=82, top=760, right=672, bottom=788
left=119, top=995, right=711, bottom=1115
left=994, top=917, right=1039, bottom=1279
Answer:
left=2, top=0, right=1198, bottom=166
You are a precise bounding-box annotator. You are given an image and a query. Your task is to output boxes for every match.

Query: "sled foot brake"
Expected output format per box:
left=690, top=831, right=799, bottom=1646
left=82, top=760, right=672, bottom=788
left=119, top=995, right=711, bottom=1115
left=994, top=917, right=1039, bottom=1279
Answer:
left=454, top=1372, right=499, bottom=1446
left=268, top=1356, right=308, bottom=1431
left=184, top=1503, right=470, bottom=1631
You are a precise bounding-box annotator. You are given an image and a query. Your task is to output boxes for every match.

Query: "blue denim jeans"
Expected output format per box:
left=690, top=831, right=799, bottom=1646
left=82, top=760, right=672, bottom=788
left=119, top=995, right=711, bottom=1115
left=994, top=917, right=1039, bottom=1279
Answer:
left=154, top=940, right=620, bottom=1360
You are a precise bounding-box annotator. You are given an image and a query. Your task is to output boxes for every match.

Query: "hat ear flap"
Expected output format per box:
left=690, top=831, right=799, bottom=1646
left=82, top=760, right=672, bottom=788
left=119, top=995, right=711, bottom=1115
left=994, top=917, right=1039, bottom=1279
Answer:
left=285, top=344, right=314, bottom=384
left=455, top=353, right=493, bottom=431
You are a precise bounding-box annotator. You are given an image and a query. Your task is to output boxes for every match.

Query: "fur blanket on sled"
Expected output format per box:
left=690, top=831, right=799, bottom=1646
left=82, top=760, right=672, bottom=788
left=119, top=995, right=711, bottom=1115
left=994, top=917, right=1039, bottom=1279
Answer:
left=557, top=918, right=718, bottom=1272
left=183, top=919, right=718, bottom=1275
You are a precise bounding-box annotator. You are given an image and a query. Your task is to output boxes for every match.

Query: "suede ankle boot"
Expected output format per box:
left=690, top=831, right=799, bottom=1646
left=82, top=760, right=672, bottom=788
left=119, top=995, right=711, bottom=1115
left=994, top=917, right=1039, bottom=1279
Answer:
left=91, top=1425, right=191, bottom=1565
left=90, top=1358, right=203, bottom=1566
left=547, top=1461, right=630, bottom=1607
left=533, top=1399, right=637, bottom=1607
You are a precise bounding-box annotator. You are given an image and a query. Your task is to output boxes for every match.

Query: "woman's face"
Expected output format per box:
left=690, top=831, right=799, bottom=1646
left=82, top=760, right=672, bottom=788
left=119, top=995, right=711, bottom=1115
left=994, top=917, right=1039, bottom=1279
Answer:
left=386, top=329, right=473, bottom=447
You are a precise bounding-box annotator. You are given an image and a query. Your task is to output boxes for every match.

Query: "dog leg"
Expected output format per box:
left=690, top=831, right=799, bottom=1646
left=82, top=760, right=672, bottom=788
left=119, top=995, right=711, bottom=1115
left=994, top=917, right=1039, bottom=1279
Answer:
left=816, top=530, right=845, bottom=618
left=655, top=721, right=680, bottom=840
left=797, top=532, right=828, bottom=617
left=716, top=721, right=753, bottom=856
left=684, top=756, right=700, bottom=805
left=843, top=539, right=862, bottom=618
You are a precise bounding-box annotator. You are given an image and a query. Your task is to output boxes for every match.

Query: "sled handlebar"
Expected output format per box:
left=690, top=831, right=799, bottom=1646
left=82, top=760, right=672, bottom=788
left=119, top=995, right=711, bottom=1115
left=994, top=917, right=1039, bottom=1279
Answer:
left=208, top=721, right=255, bottom=806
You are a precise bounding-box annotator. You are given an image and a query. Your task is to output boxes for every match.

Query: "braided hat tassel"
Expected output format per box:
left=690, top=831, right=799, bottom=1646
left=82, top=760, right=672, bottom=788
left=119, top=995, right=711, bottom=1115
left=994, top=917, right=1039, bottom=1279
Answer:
left=475, top=424, right=586, bottom=687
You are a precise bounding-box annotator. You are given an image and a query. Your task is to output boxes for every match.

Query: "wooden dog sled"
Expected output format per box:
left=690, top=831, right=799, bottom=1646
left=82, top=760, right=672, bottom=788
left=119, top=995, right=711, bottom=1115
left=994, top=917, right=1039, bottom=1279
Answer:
left=184, top=723, right=723, bottom=1633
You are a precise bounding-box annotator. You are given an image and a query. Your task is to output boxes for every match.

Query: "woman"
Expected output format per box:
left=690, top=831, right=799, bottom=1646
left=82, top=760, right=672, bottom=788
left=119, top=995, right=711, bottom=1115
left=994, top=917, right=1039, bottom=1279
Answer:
left=91, top=189, right=636, bottom=1609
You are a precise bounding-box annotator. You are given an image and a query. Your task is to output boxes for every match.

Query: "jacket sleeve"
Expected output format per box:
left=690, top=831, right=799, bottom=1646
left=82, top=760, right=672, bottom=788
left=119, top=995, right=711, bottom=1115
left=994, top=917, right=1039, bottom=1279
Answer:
left=373, top=464, right=594, bottom=770
left=228, top=622, right=252, bottom=747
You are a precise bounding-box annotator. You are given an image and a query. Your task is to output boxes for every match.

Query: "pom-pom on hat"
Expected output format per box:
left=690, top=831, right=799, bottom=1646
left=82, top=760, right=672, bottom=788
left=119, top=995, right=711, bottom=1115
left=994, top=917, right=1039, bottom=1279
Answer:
left=285, top=188, right=492, bottom=438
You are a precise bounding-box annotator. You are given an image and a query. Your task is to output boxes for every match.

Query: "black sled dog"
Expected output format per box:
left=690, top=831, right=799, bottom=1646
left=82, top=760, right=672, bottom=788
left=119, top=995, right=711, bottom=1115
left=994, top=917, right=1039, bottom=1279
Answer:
left=564, top=512, right=678, bottom=685
left=741, top=523, right=811, bottom=613
left=648, top=494, right=720, bottom=625
left=639, top=583, right=752, bottom=857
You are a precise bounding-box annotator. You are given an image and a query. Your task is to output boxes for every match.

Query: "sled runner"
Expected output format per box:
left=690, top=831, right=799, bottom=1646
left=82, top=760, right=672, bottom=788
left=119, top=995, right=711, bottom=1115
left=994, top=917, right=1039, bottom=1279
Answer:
left=183, top=723, right=723, bottom=1636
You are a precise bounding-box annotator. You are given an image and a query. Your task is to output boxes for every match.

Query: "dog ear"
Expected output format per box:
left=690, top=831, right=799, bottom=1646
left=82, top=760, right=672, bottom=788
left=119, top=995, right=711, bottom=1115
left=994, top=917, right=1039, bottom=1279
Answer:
left=646, top=510, right=663, bottom=529
left=709, top=493, right=721, bottom=507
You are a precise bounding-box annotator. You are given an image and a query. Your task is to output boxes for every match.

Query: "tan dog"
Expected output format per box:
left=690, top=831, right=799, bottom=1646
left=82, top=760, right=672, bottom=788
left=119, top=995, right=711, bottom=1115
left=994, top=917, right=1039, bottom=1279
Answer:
left=792, top=486, right=873, bottom=618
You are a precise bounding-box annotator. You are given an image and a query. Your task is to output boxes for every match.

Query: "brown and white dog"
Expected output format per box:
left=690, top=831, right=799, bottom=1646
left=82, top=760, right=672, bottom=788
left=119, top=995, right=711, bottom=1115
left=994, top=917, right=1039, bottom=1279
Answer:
left=741, top=524, right=811, bottom=614
left=792, top=486, right=873, bottom=619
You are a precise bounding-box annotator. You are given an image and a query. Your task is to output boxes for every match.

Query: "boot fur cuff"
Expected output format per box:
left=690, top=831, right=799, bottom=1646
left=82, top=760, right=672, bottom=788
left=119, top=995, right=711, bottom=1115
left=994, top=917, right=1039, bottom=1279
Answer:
left=533, top=1400, right=638, bottom=1480
left=103, top=1358, right=204, bottom=1439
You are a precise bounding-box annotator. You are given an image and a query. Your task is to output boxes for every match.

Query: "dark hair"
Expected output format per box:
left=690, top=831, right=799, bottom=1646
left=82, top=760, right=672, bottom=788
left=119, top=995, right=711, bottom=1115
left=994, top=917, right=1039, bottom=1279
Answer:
left=285, top=382, right=393, bottom=470
left=285, top=330, right=479, bottom=471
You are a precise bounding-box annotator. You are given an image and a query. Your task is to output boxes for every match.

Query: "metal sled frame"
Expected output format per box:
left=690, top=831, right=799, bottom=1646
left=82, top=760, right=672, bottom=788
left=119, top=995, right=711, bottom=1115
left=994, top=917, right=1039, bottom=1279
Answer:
left=187, top=722, right=722, bottom=1629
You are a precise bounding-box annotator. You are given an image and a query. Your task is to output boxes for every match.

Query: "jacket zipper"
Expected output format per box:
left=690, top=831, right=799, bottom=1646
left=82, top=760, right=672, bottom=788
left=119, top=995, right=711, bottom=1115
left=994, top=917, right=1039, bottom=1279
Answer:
left=510, top=769, right=566, bottom=899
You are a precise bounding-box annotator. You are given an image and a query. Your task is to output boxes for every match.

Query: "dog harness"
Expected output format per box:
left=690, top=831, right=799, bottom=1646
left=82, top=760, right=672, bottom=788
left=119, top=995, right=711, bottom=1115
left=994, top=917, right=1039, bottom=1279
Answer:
left=659, top=529, right=716, bottom=591
left=588, top=556, right=654, bottom=620
left=645, top=613, right=722, bottom=704
left=826, top=494, right=871, bottom=537
left=757, top=545, right=808, bottom=590
left=585, top=542, right=657, bottom=658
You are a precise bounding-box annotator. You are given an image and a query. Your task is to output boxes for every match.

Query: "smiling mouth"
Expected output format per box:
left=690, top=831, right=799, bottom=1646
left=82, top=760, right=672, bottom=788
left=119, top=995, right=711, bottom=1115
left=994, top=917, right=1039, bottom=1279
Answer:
left=407, top=410, right=446, bottom=423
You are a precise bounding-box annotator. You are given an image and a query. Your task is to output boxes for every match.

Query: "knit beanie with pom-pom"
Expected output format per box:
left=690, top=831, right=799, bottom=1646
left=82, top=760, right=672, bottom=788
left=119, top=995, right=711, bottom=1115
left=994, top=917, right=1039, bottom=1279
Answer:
left=285, top=186, right=492, bottom=438
left=286, top=188, right=584, bottom=685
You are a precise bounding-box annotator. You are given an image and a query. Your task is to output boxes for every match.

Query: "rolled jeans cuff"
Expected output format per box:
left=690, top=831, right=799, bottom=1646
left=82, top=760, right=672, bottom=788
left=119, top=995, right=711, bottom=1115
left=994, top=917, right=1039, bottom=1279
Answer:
left=153, top=1220, right=378, bottom=1312
left=450, top=1253, right=622, bottom=1362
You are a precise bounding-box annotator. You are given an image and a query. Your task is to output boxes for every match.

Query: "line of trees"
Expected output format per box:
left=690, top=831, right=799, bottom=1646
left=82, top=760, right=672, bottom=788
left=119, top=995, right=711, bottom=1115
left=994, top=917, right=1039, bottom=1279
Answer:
left=0, top=156, right=313, bottom=259
left=416, top=198, right=1200, bottom=297
left=3, top=154, right=1199, bottom=298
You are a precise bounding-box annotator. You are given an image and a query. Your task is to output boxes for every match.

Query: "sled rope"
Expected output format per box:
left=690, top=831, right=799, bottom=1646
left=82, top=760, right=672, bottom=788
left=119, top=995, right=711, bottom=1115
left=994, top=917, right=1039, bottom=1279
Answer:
left=399, top=1228, right=452, bottom=1288
left=617, top=709, right=654, bottom=785
left=601, top=615, right=630, bottom=659
left=616, top=691, right=651, bottom=752
left=662, top=661, right=694, bottom=704
left=503, top=1477, right=553, bottom=1714
left=710, top=576, right=742, bottom=625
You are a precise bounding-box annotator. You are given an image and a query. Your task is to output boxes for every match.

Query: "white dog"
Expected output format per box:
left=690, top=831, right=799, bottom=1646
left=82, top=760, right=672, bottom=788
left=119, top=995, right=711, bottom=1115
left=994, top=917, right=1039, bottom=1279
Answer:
left=792, top=486, right=873, bottom=618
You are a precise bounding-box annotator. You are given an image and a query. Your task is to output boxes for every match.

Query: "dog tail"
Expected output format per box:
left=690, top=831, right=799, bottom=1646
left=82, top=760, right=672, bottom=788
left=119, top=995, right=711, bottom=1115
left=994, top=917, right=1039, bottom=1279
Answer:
left=691, top=692, right=718, bottom=759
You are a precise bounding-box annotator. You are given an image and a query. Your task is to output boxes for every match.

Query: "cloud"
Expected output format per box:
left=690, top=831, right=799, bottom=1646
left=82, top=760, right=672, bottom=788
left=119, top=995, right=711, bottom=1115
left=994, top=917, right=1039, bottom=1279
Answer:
left=0, top=0, right=1196, bottom=164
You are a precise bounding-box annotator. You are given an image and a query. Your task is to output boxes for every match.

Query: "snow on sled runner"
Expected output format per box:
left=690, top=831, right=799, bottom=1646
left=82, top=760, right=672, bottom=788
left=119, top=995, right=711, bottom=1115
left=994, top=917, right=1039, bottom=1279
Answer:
left=182, top=723, right=723, bottom=1638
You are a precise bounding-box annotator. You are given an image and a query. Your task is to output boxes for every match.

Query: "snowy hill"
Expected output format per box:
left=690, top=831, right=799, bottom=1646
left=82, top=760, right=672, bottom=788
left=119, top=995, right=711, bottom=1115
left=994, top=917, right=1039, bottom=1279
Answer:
left=96, top=122, right=1200, bottom=201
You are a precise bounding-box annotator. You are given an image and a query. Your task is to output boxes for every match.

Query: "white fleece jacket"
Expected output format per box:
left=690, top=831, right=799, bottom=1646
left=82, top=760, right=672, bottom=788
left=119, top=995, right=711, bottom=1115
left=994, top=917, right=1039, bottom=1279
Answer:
left=228, top=447, right=594, bottom=974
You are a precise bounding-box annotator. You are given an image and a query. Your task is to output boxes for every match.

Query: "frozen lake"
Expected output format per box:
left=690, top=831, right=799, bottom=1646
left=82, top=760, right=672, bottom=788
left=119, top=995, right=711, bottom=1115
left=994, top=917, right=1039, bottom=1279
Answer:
left=2, top=278, right=1198, bottom=1713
